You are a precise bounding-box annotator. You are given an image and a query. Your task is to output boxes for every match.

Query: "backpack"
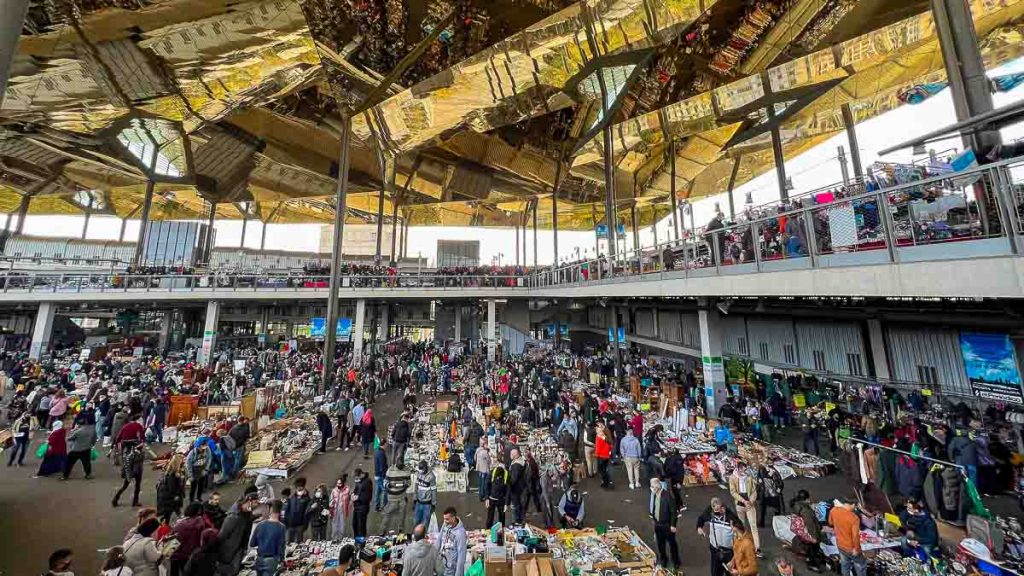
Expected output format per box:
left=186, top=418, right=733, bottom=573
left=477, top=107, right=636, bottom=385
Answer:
left=192, top=443, right=211, bottom=469
left=336, top=399, right=350, bottom=417
left=361, top=411, right=372, bottom=426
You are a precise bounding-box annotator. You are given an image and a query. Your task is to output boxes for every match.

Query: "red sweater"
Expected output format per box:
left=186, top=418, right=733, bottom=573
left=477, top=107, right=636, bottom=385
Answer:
left=595, top=435, right=612, bottom=459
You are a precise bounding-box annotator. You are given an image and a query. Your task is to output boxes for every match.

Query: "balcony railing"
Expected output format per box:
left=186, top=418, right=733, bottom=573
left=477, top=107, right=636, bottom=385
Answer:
left=529, top=156, right=1024, bottom=288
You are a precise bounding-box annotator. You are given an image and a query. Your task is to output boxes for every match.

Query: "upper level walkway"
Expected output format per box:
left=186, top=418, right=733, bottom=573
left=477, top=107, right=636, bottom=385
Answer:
left=2, top=158, right=1024, bottom=302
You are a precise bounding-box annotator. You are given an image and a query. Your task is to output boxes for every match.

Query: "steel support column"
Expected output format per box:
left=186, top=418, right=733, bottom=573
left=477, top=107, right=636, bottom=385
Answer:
left=840, top=104, right=864, bottom=179
left=132, top=180, right=155, bottom=266
left=374, top=190, right=386, bottom=263
left=551, top=158, right=562, bottom=267
left=602, top=125, right=618, bottom=269
left=260, top=221, right=268, bottom=251
left=726, top=158, right=740, bottom=219
left=204, top=202, right=216, bottom=264
left=239, top=216, right=248, bottom=248
left=532, top=199, right=539, bottom=267
left=762, top=72, right=789, bottom=201
left=0, top=1, right=29, bottom=109
left=322, top=116, right=352, bottom=390
left=81, top=197, right=93, bottom=239
left=669, top=140, right=680, bottom=242
left=14, top=194, right=29, bottom=234
left=630, top=201, right=639, bottom=251
left=514, top=223, right=520, bottom=266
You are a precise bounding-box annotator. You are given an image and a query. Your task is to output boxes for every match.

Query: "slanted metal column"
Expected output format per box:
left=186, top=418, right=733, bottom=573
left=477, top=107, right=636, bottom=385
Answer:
left=840, top=104, right=864, bottom=179
left=132, top=180, right=155, bottom=266
left=14, top=194, right=29, bottom=234
left=81, top=196, right=93, bottom=239
left=551, top=159, right=562, bottom=267
left=532, top=199, right=539, bottom=267
left=204, top=202, right=216, bottom=264
left=260, top=221, right=268, bottom=251
left=323, top=116, right=352, bottom=389
left=374, top=191, right=386, bottom=263
left=0, top=0, right=29, bottom=109
left=762, top=72, right=789, bottom=201
left=931, top=0, right=1000, bottom=153
left=669, top=140, right=680, bottom=242
left=239, top=215, right=248, bottom=248
left=602, top=126, right=619, bottom=269
left=726, top=158, right=740, bottom=219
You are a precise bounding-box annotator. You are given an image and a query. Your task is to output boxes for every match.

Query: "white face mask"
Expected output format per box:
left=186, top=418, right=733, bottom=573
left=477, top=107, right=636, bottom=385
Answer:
left=315, top=491, right=323, bottom=498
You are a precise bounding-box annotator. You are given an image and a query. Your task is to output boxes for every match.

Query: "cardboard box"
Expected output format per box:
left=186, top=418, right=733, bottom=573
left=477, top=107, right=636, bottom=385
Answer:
left=512, top=557, right=567, bottom=576
left=360, top=559, right=381, bottom=576
left=485, top=559, right=513, bottom=576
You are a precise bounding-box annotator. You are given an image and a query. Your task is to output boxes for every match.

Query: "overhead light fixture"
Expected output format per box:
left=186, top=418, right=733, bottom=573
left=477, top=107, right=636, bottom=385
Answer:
left=717, top=298, right=734, bottom=315
left=913, top=143, right=927, bottom=156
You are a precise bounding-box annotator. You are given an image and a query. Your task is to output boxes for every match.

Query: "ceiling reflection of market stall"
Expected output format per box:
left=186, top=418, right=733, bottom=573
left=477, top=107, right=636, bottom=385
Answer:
left=0, top=0, right=1017, bottom=231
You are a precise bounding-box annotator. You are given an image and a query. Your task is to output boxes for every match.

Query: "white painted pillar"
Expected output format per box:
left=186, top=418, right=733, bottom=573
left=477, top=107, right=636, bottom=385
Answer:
left=198, top=301, right=220, bottom=367
left=378, top=304, right=390, bottom=341
left=158, top=312, right=173, bottom=351
left=866, top=318, right=891, bottom=381
left=454, top=305, right=462, bottom=342
left=698, top=305, right=728, bottom=416
left=487, top=299, right=496, bottom=362
left=29, top=302, right=56, bottom=360
left=353, top=299, right=366, bottom=361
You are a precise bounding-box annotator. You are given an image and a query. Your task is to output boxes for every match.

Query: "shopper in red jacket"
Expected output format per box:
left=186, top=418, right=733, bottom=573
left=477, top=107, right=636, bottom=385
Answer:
left=595, top=424, right=613, bottom=488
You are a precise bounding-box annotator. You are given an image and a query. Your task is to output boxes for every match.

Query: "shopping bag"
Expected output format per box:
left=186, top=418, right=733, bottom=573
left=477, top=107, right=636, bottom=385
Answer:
left=466, top=559, right=484, bottom=576
left=90, top=447, right=100, bottom=461
left=373, top=435, right=380, bottom=452
left=35, top=442, right=48, bottom=458
left=428, top=512, right=440, bottom=536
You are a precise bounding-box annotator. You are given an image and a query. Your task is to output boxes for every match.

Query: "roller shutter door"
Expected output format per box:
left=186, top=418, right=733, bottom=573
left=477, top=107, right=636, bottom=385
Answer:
left=886, top=326, right=970, bottom=395
left=659, top=310, right=682, bottom=343
left=721, top=316, right=749, bottom=357
left=795, top=321, right=868, bottom=377
left=748, top=318, right=799, bottom=366
left=635, top=309, right=656, bottom=337
left=681, top=313, right=700, bottom=348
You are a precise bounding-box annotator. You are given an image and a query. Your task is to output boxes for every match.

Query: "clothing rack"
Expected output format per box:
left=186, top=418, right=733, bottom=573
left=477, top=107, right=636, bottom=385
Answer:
left=849, top=437, right=964, bottom=470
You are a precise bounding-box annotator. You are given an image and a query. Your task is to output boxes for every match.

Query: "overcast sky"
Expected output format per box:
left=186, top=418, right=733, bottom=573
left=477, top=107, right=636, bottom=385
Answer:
left=19, top=59, right=1024, bottom=267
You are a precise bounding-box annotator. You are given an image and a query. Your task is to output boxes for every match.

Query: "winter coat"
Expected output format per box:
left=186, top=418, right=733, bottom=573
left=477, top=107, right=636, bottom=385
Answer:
left=415, top=470, right=438, bottom=506
left=156, top=472, right=185, bottom=517
left=895, top=456, right=924, bottom=498
left=65, top=424, right=97, bottom=453
left=283, top=492, right=312, bottom=528
left=216, top=509, right=254, bottom=569
left=394, top=420, right=412, bottom=444
left=309, top=493, right=331, bottom=528
left=182, top=542, right=219, bottom=576
left=122, top=534, right=162, bottom=576
left=791, top=500, right=821, bottom=542
left=353, top=476, right=373, bottom=511
left=170, top=515, right=207, bottom=562
left=403, top=538, right=444, bottom=576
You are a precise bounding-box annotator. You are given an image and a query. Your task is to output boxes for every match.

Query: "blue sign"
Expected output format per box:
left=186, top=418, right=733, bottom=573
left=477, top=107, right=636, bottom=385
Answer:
left=607, top=327, right=625, bottom=344
left=596, top=224, right=609, bottom=238
left=960, top=332, right=1024, bottom=404
left=616, top=223, right=626, bottom=236
left=545, top=323, right=570, bottom=338
left=311, top=318, right=352, bottom=340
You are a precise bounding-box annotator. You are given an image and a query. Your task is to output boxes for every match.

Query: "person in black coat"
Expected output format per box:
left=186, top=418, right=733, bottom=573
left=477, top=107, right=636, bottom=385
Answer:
left=316, top=410, right=334, bottom=453
left=157, top=455, right=187, bottom=523
left=216, top=495, right=256, bottom=576
left=351, top=469, right=373, bottom=538
left=487, top=463, right=509, bottom=529
left=650, top=478, right=681, bottom=570
left=392, top=414, right=412, bottom=470
left=663, top=449, right=687, bottom=513
left=283, top=477, right=312, bottom=543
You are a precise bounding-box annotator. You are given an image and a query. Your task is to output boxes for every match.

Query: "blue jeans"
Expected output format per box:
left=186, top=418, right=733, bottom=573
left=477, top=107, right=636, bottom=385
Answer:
left=152, top=422, right=164, bottom=443
left=839, top=550, right=867, bottom=576
left=375, top=476, right=388, bottom=509
left=465, top=444, right=477, bottom=471
left=966, top=464, right=979, bottom=486
left=478, top=472, right=490, bottom=500
left=256, top=556, right=280, bottom=576
left=219, top=450, right=235, bottom=481
left=414, top=501, right=433, bottom=528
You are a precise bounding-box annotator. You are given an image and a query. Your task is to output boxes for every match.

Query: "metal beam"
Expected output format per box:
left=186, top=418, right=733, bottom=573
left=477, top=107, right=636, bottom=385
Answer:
left=669, top=139, right=680, bottom=242
left=551, top=158, right=563, bottom=267
left=204, top=202, right=217, bottom=264
left=132, top=180, right=155, bottom=267
left=532, top=198, right=539, bottom=267
left=841, top=104, right=864, bottom=179
left=0, top=1, right=29, bottom=110
left=726, top=158, right=740, bottom=219
left=14, top=194, right=29, bottom=234
left=322, top=116, right=352, bottom=390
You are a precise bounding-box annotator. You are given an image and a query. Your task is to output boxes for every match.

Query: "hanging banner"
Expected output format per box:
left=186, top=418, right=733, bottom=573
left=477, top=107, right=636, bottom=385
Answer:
left=310, top=318, right=352, bottom=339
left=960, top=332, right=1024, bottom=404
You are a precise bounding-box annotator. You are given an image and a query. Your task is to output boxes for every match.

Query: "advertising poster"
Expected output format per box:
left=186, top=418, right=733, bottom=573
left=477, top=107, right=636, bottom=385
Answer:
left=310, top=318, right=353, bottom=340
left=960, top=332, right=1024, bottom=404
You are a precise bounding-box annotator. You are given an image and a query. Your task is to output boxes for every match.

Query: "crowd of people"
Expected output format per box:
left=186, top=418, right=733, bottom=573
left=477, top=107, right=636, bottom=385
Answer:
left=1, top=336, right=1020, bottom=576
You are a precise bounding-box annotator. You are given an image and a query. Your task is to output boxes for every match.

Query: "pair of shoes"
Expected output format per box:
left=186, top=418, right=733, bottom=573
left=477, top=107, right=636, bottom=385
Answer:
left=756, top=550, right=764, bottom=558
left=84, top=475, right=94, bottom=479
left=807, top=566, right=823, bottom=573
left=59, top=476, right=68, bottom=481
left=336, top=447, right=343, bottom=451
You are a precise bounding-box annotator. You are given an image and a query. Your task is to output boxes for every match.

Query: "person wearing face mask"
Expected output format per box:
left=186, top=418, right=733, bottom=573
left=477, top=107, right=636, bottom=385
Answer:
left=330, top=475, right=352, bottom=540
left=649, top=478, right=681, bottom=570
left=729, top=462, right=762, bottom=557
left=282, top=477, right=312, bottom=544
left=351, top=469, right=373, bottom=538
left=696, top=497, right=742, bottom=576
left=309, top=483, right=332, bottom=541
left=557, top=484, right=586, bottom=528
left=414, top=460, right=438, bottom=528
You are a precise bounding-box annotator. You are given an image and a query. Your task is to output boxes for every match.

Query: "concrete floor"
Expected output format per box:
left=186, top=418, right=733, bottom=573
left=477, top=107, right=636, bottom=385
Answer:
left=0, top=391, right=1012, bottom=576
